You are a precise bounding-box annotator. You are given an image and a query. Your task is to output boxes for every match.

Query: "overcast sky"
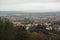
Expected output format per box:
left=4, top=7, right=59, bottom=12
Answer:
left=0, top=0, right=60, bottom=12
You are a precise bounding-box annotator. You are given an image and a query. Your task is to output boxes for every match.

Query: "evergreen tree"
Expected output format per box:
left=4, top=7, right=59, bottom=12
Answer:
left=0, top=17, right=15, bottom=40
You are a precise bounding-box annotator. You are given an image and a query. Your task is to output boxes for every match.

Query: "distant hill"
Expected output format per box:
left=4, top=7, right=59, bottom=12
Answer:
left=0, top=11, right=60, bottom=17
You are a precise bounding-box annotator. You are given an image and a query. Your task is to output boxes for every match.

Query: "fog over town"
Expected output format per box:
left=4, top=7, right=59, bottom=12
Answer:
left=0, top=0, right=60, bottom=40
